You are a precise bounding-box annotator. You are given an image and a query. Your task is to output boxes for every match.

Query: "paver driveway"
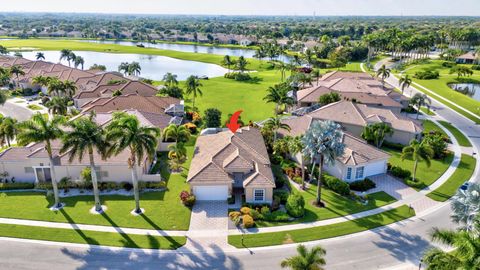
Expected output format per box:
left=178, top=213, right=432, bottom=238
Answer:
left=181, top=201, right=229, bottom=252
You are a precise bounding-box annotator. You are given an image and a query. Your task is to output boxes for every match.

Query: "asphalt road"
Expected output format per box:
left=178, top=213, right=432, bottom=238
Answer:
left=0, top=61, right=478, bottom=269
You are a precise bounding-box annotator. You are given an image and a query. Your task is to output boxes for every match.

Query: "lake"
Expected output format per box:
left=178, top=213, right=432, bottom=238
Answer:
left=79, top=40, right=292, bottom=63
left=19, top=50, right=228, bottom=81
left=449, top=83, right=480, bottom=101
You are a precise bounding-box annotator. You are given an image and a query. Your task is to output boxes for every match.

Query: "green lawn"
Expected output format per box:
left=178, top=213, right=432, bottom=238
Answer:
left=399, top=60, right=480, bottom=123
left=229, top=205, right=414, bottom=248
left=0, top=144, right=195, bottom=230
left=384, top=147, right=454, bottom=190
left=427, top=154, right=477, bottom=202
left=438, top=120, right=472, bottom=147
left=0, top=223, right=185, bottom=249
left=422, top=120, right=447, bottom=137
left=26, top=104, right=43, bottom=110
left=420, top=107, right=435, bottom=116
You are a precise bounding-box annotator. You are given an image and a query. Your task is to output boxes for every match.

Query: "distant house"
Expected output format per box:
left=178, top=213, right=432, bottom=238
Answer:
left=187, top=127, right=275, bottom=203
left=456, top=51, right=478, bottom=64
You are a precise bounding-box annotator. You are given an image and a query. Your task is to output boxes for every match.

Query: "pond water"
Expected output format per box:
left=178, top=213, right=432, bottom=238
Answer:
left=19, top=50, right=228, bottom=81
left=449, top=83, right=480, bottom=101
left=78, top=39, right=292, bottom=63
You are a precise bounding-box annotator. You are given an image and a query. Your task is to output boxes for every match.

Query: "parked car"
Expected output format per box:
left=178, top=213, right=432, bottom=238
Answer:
left=460, top=182, right=470, bottom=191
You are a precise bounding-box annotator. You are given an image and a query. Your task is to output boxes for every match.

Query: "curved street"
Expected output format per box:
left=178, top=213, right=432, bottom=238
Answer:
left=0, top=60, right=478, bottom=269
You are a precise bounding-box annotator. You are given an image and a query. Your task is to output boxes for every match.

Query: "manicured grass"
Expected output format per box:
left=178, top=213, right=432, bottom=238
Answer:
left=258, top=166, right=397, bottom=227
left=383, top=147, right=454, bottom=190
left=420, top=107, right=435, bottom=116
left=0, top=223, right=186, bottom=249
left=228, top=205, right=414, bottom=248
left=0, top=144, right=195, bottom=230
left=26, top=104, right=43, bottom=110
left=427, top=154, right=477, bottom=202
left=438, top=120, right=472, bottom=147
left=422, top=120, right=447, bottom=137
left=399, top=60, right=480, bottom=123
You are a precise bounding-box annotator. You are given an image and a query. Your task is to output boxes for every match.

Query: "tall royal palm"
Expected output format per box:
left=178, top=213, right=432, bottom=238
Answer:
left=281, top=244, right=327, bottom=270
left=222, top=55, right=234, bottom=72
left=185, top=75, right=203, bottom=111
left=9, top=65, right=25, bottom=88
left=63, top=80, right=77, bottom=98
left=128, top=62, right=141, bottom=76
left=61, top=114, right=109, bottom=212
left=106, top=113, right=160, bottom=214
left=410, top=93, right=431, bottom=119
left=162, top=72, right=178, bottom=88
left=47, top=96, right=68, bottom=116
left=401, top=139, right=434, bottom=182
left=17, top=114, right=65, bottom=208
left=398, top=74, right=412, bottom=95
left=74, top=56, right=85, bottom=70
left=59, top=49, right=73, bottom=66
left=302, top=120, right=345, bottom=206
left=376, top=64, right=391, bottom=89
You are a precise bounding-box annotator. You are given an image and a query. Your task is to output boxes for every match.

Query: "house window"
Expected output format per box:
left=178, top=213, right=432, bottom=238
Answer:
left=254, top=189, right=265, bottom=202
left=24, top=167, right=34, bottom=174
left=346, top=167, right=352, bottom=180
left=355, top=166, right=365, bottom=179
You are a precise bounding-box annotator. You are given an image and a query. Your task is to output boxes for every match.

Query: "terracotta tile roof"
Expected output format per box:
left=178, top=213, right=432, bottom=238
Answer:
left=338, top=133, right=390, bottom=166
left=75, top=81, right=157, bottom=99
left=187, top=127, right=275, bottom=187
left=81, top=94, right=180, bottom=115
left=88, top=109, right=174, bottom=130
left=307, top=101, right=422, bottom=133
left=457, top=51, right=477, bottom=60
left=320, top=71, right=374, bottom=81
left=76, top=72, right=127, bottom=92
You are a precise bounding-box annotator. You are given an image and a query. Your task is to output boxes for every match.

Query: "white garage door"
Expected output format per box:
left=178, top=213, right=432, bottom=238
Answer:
left=193, top=185, right=228, bottom=201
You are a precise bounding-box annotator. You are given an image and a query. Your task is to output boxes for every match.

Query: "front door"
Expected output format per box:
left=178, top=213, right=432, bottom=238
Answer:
left=233, top=173, right=243, bottom=187
left=35, top=167, right=52, bottom=183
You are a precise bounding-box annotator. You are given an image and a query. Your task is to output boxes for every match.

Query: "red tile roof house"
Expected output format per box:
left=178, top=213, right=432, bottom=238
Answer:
left=297, top=71, right=409, bottom=113
left=0, top=114, right=163, bottom=185
left=283, top=100, right=423, bottom=146
left=187, top=127, right=275, bottom=204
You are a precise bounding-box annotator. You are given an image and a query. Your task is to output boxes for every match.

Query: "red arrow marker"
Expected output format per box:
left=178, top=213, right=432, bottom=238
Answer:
left=226, top=110, right=243, bottom=133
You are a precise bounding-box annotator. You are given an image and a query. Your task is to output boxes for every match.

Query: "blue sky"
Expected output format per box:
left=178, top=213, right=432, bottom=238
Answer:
left=3, top=0, right=480, bottom=16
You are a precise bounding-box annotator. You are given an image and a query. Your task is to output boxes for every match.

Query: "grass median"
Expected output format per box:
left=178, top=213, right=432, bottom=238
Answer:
left=427, top=154, right=477, bottom=202
left=438, top=120, right=472, bottom=147
left=228, top=205, right=415, bottom=248
left=0, top=223, right=185, bottom=249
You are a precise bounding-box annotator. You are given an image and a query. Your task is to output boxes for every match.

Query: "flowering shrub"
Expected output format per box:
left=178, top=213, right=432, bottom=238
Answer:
left=179, top=190, right=196, bottom=207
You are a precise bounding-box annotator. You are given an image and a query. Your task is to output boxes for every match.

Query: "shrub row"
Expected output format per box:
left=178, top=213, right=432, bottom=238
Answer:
left=224, top=72, right=251, bottom=81
left=35, top=181, right=165, bottom=191
left=388, top=165, right=411, bottom=179
left=323, top=174, right=350, bottom=196
left=0, top=182, right=35, bottom=190
left=349, top=178, right=376, bottom=192
left=414, top=70, right=439, bottom=80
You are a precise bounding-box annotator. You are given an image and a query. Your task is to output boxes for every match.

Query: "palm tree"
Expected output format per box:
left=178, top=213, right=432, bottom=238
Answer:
left=264, top=117, right=291, bottom=141
left=450, top=183, right=480, bottom=233
left=46, top=96, right=68, bottom=116
left=74, top=56, right=85, bottom=70
left=0, top=67, right=10, bottom=87
left=236, top=56, right=248, bottom=73
left=376, top=64, right=391, bottom=89
left=222, top=55, right=234, bottom=72
left=162, top=73, right=178, bottom=88
left=118, top=62, right=130, bottom=75
left=185, top=75, right=203, bottom=111
left=67, top=52, right=76, bottom=67
left=361, top=123, right=394, bottom=148
left=410, top=93, right=432, bottom=119
left=32, top=75, right=52, bottom=89
left=401, top=139, right=434, bottom=182
left=9, top=65, right=25, bottom=88
left=0, top=117, right=17, bottom=147
left=398, top=75, right=412, bottom=95
left=106, top=112, right=160, bottom=214
left=60, top=114, right=109, bottom=212
left=35, top=52, right=45, bottom=60
left=288, top=136, right=305, bottom=189
left=128, top=62, right=141, bottom=76
left=62, top=80, right=77, bottom=98
left=46, top=78, right=65, bottom=96
left=17, top=114, right=65, bottom=209
left=422, top=226, right=480, bottom=270
left=0, top=45, right=8, bottom=55
left=162, top=124, right=190, bottom=143
left=263, top=84, right=294, bottom=115
left=281, top=244, right=327, bottom=270
left=59, top=49, right=73, bottom=66
left=0, top=91, right=6, bottom=106
left=302, top=120, right=345, bottom=206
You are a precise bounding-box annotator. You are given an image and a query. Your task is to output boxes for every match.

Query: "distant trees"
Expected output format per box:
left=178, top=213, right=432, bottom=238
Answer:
left=89, top=64, right=106, bottom=71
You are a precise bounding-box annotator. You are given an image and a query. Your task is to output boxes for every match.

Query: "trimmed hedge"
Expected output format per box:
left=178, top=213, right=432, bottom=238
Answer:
left=0, top=182, right=35, bottom=190
left=324, top=174, right=350, bottom=196
left=349, top=178, right=376, bottom=192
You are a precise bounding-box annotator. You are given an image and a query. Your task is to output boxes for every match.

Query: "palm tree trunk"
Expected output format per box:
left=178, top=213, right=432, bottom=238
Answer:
left=130, top=160, right=141, bottom=214
left=416, top=105, right=421, bottom=119
left=48, top=155, right=62, bottom=208
left=300, top=155, right=305, bottom=190
left=413, top=160, right=418, bottom=182
left=89, top=150, right=102, bottom=212
left=316, top=156, right=324, bottom=206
